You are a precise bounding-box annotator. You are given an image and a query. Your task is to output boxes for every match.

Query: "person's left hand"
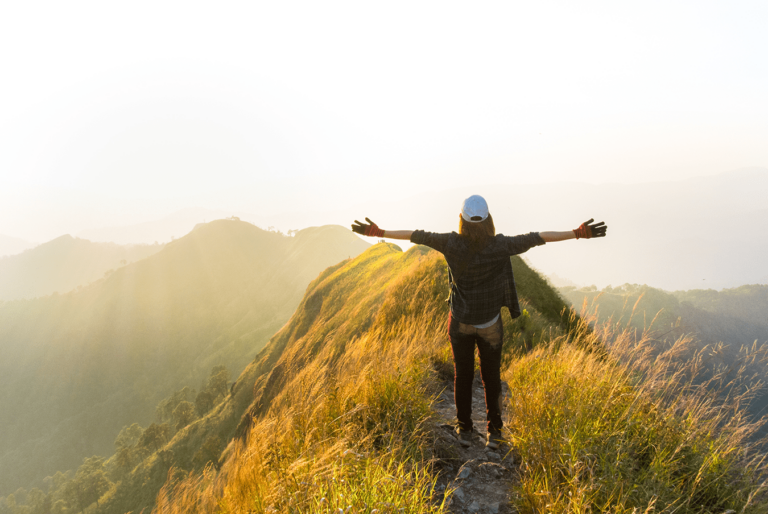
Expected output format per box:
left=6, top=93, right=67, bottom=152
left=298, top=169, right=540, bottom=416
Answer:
left=351, top=218, right=385, bottom=237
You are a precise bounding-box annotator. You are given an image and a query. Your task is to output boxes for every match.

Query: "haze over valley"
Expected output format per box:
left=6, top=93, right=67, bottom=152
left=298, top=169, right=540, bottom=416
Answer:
left=0, top=220, right=368, bottom=495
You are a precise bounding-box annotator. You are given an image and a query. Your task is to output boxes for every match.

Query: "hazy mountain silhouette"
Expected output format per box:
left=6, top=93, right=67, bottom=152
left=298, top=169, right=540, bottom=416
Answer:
left=76, top=207, right=260, bottom=245
left=560, top=284, right=768, bottom=348
left=0, top=220, right=369, bottom=494
left=68, top=168, right=768, bottom=290
left=0, top=233, right=36, bottom=257
left=0, top=235, right=163, bottom=300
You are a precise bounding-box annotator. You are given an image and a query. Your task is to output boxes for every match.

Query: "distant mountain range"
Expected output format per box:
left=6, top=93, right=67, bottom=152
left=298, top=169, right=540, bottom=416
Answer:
left=17, top=167, right=768, bottom=291
left=0, top=233, right=36, bottom=257
left=0, top=235, right=163, bottom=300
left=560, top=283, right=768, bottom=348
left=0, top=220, right=369, bottom=495
left=76, top=207, right=260, bottom=245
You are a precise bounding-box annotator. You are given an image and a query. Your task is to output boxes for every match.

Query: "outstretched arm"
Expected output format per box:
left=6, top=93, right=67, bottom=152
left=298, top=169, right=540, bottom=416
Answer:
left=541, top=219, right=607, bottom=243
left=351, top=218, right=413, bottom=240
left=381, top=230, right=413, bottom=240
left=540, top=231, right=576, bottom=243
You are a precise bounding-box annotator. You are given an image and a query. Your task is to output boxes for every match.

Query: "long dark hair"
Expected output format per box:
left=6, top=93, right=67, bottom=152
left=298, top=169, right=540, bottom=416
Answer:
left=459, top=213, right=495, bottom=250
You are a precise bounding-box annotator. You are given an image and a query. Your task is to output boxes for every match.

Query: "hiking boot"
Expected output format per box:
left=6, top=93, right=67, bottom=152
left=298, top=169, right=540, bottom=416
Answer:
left=486, top=431, right=502, bottom=450
left=455, top=427, right=473, bottom=447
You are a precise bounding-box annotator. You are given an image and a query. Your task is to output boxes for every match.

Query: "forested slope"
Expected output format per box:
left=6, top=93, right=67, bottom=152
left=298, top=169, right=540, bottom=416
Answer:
left=39, top=243, right=565, bottom=514
left=143, top=243, right=766, bottom=513
left=0, top=220, right=369, bottom=495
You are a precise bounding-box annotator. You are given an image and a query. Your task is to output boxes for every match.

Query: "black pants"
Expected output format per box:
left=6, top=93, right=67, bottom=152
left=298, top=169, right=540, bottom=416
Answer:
left=448, top=313, right=504, bottom=434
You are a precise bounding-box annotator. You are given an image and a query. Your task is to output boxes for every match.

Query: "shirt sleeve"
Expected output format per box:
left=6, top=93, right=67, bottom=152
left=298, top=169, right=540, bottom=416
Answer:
left=410, top=230, right=452, bottom=254
left=498, top=232, right=546, bottom=255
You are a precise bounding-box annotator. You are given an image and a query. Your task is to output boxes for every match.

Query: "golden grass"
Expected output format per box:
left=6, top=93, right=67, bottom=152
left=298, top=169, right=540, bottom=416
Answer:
left=504, top=310, right=768, bottom=513
left=154, top=302, right=450, bottom=514
left=153, top=249, right=768, bottom=514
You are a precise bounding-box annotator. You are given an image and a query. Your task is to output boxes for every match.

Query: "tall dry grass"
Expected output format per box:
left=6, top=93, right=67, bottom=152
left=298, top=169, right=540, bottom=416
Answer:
left=154, top=252, right=768, bottom=514
left=504, top=308, right=768, bottom=513
left=154, top=304, right=451, bottom=514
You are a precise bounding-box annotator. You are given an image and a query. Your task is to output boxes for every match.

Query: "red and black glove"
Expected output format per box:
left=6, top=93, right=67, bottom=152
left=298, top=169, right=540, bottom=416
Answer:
left=351, top=218, right=385, bottom=237
left=573, top=218, right=607, bottom=239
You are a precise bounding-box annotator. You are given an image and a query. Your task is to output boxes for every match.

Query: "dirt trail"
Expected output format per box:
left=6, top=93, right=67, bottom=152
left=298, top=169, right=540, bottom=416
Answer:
left=432, top=376, right=519, bottom=514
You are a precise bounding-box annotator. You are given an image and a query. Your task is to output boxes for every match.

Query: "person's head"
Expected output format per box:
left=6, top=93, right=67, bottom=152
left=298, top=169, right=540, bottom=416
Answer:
left=459, top=195, right=495, bottom=247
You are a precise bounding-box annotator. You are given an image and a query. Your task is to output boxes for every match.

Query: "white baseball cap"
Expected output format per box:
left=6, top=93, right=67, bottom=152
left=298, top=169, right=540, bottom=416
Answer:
left=461, top=195, right=489, bottom=222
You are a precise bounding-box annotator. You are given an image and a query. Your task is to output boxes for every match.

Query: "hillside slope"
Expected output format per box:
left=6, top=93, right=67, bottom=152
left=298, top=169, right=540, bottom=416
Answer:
left=9, top=240, right=764, bottom=513
left=91, top=244, right=573, bottom=514
left=141, top=243, right=766, bottom=513
left=0, top=235, right=163, bottom=300
left=0, top=220, right=369, bottom=495
left=560, top=283, right=768, bottom=347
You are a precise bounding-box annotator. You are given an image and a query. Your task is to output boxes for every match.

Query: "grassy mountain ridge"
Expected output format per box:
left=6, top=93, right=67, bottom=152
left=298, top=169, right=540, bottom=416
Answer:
left=144, top=243, right=767, bottom=513
left=0, top=220, right=369, bottom=495
left=87, top=244, right=573, bottom=514
left=6, top=239, right=765, bottom=512
left=0, top=235, right=164, bottom=300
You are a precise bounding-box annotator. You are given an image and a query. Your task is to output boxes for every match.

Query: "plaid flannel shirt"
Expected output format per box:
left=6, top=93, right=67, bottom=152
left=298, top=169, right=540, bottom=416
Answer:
left=410, top=230, right=546, bottom=325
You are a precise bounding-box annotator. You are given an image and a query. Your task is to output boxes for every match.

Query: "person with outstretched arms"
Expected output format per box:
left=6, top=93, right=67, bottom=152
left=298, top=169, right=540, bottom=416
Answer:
left=351, top=195, right=607, bottom=449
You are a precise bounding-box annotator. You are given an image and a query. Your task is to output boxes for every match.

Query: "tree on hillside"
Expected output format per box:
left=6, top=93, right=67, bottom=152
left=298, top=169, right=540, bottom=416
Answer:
left=195, top=390, right=215, bottom=416
left=172, top=401, right=197, bottom=431
left=114, top=446, right=136, bottom=479
left=63, top=456, right=111, bottom=511
left=25, top=488, right=45, bottom=514
left=206, top=366, right=230, bottom=398
left=193, top=435, right=224, bottom=470
left=137, top=423, right=171, bottom=452
left=1, top=495, right=14, bottom=514
left=43, top=471, right=71, bottom=503
left=158, top=449, right=175, bottom=467
left=114, top=422, right=144, bottom=450
left=156, top=387, right=196, bottom=424
left=50, top=500, right=67, bottom=514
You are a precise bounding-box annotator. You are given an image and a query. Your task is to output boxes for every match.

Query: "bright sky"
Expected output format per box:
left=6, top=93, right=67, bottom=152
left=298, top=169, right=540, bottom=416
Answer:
left=1, top=1, right=767, bottom=241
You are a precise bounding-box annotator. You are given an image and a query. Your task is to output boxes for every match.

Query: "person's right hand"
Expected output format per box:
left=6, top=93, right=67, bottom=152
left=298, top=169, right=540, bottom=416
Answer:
left=573, top=218, right=607, bottom=239
left=351, top=218, right=385, bottom=237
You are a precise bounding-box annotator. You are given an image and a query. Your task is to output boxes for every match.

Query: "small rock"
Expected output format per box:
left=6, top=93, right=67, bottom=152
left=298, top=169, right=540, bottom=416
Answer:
left=453, top=487, right=465, bottom=502
left=468, top=500, right=481, bottom=512
left=489, top=501, right=500, bottom=513
left=486, top=451, right=500, bottom=460
left=458, top=467, right=472, bottom=479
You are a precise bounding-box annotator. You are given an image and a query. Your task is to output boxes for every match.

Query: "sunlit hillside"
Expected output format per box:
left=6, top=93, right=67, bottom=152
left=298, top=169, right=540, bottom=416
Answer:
left=0, top=235, right=164, bottom=300
left=36, top=242, right=567, bottom=514
left=561, top=284, right=768, bottom=437
left=0, top=220, right=369, bottom=496
left=4, top=240, right=766, bottom=513
left=140, top=243, right=767, bottom=513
